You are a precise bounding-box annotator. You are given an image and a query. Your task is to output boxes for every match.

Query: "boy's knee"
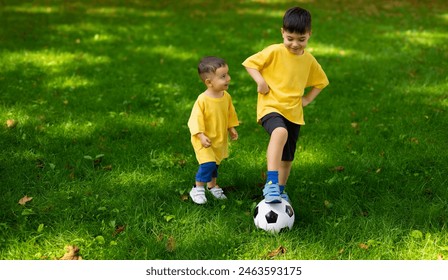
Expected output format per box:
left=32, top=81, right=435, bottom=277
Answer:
left=272, top=127, right=288, bottom=139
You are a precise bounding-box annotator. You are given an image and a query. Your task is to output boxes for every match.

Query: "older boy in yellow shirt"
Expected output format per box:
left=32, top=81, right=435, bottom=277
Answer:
left=243, top=7, right=329, bottom=203
left=188, top=56, right=239, bottom=204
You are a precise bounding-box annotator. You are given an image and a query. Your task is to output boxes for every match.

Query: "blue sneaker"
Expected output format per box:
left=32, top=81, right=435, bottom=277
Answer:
left=279, top=186, right=290, bottom=203
left=280, top=192, right=290, bottom=203
left=263, top=182, right=281, bottom=203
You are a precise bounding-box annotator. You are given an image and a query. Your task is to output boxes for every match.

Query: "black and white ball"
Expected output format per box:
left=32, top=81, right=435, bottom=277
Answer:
left=253, top=198, right=295, bottom=233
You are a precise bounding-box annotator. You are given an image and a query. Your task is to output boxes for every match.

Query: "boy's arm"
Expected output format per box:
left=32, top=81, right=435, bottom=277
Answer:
left=244, top=67, right=269, bottom=94
left=302, top=87, right=323, bottom=107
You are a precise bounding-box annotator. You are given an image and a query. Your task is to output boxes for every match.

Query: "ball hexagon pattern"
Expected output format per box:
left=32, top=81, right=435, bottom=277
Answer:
left=253, top=198, right=295, bottom=233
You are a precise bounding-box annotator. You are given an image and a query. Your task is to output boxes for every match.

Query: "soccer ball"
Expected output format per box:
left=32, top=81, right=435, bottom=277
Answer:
left=253, top=198, right=295, bottom=233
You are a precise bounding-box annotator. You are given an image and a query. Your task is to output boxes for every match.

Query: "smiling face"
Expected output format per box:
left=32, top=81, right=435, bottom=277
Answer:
left=281, top=28, right=311, bottom=55
left=205, top=65, right=231, bottom=94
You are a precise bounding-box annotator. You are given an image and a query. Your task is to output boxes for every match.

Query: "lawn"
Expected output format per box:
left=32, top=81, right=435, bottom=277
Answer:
left=1, top=0, right=447, bottom=260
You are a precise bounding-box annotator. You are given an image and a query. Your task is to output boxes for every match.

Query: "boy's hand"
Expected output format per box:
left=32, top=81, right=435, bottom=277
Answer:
left=302, top=95, right=311, bottom=107
left=228, top=127, right=238, bottom=140
left=302, top=87, right=323, bottom=107
left=198, top=133, right=211, bottom=148
left=257, top=81, right=270, bottom=95
left=245, top=68, right=269, bottom=94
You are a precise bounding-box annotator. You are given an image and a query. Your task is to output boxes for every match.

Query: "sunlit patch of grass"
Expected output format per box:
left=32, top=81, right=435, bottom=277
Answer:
left=48, top=75, right=93, bottom=90
left=0, top=50, right=110, bottom=72
left=439, top=13, right=448, bottom=22
left=50, top=120, right=97, bottom=139
left=149, top=45, right=196, bottom=61
left=3, top=5, right=61, bottom=14
left=383, top=30, right=448, bottom=47
left=308, top=44, right=359, bottom=58
left=86, top=7, right=171, bottom=18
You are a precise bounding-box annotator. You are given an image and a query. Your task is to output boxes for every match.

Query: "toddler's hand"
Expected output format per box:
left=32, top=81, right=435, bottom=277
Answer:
left=198, top=133, right=211, bottom=148
left=229, top=127, right=238, bottom=141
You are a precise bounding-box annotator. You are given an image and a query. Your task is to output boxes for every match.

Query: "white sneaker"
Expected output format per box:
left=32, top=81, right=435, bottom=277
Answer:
left=190, top=186, right=207, bottom=204
left=208, top=186, right=227, bottom=200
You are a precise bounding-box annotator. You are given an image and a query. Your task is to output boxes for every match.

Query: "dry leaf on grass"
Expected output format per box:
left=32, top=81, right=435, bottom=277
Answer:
left=6, top=119, right=18, bottom=128
left=267, top=246, right=287, bottom=259
left=113, top=225, right=126, bottom=237
left=18, top=195, right=33, bottom=205
left=358, top=243, right=369, bottom=250
left=166, top=236, right=176, bottom=252
left=330, top=166, right=345, bottom=172
left=102, top=165, right=113, bottom=171
left=59, top=245, right=82, bottom=260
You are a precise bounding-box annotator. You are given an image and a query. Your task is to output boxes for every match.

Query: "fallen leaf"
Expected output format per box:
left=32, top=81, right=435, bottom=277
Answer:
left=324, top=200, right=333, bottom=209
left=102, top=165, right=113, bottom=171
left=267, top=246, right=287, bottom=258
left=113, top=225, right=126, bottom=237
left=6, top=119, right=18, bottom=128
left=94, top=158, right=102, bottom=167
left=166, top=236, right=176, bottom=252
left=59, top=245, right=82, bottom=260
left=331, top=166, right=345, bottom=172
left=358, top=243, right=369, bottom=250
left=180, top=194, right=189, bottom=201
left=351, top=122, right=359, bottom=129
left=18, top=195, right=33, bottom=205
left=36, top=159, right=45, bottom=169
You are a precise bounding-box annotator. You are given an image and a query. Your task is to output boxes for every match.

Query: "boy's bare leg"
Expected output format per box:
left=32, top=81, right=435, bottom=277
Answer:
left=279, top=160, right=292, bottom=186
left=266, top=127, right=288, bottom=171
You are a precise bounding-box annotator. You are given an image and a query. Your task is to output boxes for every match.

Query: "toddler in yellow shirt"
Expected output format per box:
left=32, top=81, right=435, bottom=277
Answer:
left=188, top=56, right=239, bottom=204
left=243, top=7, right=329, bottom=203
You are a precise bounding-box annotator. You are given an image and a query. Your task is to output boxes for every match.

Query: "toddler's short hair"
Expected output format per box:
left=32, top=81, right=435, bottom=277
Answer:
left=198, top=56, right=227, bottom=82
left=283, top=7, right=312, bottom=34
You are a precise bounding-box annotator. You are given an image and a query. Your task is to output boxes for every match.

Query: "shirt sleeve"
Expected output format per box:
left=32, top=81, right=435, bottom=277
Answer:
left=242, top=47, right=271, bottom=71
left=187, top=99, right=205, bottom=136
left=306, top=60, right=329, bottom=89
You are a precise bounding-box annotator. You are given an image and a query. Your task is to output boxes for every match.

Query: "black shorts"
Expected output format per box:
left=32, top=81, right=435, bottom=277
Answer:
left=261, top=112, right=301, bottom=161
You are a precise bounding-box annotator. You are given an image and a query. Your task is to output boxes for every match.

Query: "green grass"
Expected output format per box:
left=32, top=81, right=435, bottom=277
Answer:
left=1, top=0, right=447, bottom=260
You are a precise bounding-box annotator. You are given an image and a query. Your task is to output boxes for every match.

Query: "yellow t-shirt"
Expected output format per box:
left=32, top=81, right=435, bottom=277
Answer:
left=242, top=43, right=329, bottom=125
left=187, top=91, right=239, bottom=164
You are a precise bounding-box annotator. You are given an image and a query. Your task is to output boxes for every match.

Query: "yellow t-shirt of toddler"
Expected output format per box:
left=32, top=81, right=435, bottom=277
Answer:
left=187, top=91, right=239, bottom=164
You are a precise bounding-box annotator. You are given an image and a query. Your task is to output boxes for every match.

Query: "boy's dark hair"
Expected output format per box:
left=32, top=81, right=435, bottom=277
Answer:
left=198, top=56, right=227, bottom=82
left=283, top=7, right=312, bottom=34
